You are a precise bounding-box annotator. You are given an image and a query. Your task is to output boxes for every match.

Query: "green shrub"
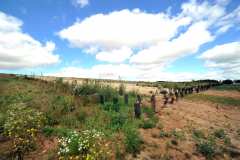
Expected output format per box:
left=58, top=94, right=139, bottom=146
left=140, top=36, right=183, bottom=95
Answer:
left=74, top=109, right=87, bottom=123
left=123, top=126, right=144, bottom=158
left=160, top=90, right=167, bottom=94
left=223, top=79, right=233, bottom=84
left=119, top=83, right=125, bottom=96
left=139, top=117, right=158, bottom=129
left=43, top=125, right=53, bottom=138
left=128, top=90, right=138, bottom=97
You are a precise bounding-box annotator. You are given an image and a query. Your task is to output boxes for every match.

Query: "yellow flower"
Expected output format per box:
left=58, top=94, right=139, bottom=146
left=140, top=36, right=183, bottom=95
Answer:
left=225, top=123, right=228, bottom=126
left=205, top=136, right=207, bottom=138
left=70, top=157, right=72, bottom=159
left=14, top=145, right=16, bottom=147
left=107, top=152, right=110, bottom=154
left=206, top=129, right=208, bottom=131
left=76, top=156, right=79, bottom=159
left=224, top=154, right=226, bottom=157
left=230, top=125, right=232, bottom=127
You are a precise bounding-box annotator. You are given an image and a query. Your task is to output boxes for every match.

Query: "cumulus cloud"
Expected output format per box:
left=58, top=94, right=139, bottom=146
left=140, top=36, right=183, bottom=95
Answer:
left=56, top=0, right=240, bottom=67
left=197, top=42, right=240, bottom=69
left=71, top=0, right=89, bottom=8
left=0, top=12, right=61, bottom=70
left=56, top=8, right=192, bottom=51
left=96, top=46, right=133, bottom=63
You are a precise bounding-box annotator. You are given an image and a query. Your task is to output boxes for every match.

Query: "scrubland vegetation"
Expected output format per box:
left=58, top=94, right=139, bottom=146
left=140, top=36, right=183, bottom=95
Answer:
left=0, top=74, right=239, bottom=160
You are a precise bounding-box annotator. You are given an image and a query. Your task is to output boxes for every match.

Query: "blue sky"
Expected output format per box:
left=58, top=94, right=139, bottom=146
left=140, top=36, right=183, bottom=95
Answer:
left=0, top=0, right=240, bottom=82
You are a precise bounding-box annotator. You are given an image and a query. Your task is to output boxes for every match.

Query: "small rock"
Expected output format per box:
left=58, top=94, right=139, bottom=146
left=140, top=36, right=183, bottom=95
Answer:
left=42, top=150, right=46, bottom=153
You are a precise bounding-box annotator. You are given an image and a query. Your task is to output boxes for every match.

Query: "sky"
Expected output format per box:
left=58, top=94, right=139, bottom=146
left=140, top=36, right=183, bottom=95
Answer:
left=0, top=0, right=240, bottom=82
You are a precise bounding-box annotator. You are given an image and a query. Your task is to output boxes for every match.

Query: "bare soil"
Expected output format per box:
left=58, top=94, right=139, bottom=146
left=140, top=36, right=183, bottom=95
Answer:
left=126, top=91, right=240, bottom=160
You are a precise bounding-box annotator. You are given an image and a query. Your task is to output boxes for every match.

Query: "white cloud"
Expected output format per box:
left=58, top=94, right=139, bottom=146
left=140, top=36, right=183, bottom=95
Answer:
left=167, top=64, right=173, bottom=68
left=71, top=59, right=79, bottom=65
left=0, top=12, right=61, bottom=70
left=197, top=42, right=240, bottom=69
left=71, top=0, right=89, bottom=8
left=215, top=24, right=233, bottom=35
left=130, top=21, right=216, bottom=64
left=56, top=8, right=192, bottom=51
left=82, top=46, right=98, bottom=54
left=96, top=46, right=133, bottom=63
left=44, top=64, right=239, bottom=82
left=20, top=7, right=27, bottom=14
left=215, top=0, right=231, bottom=6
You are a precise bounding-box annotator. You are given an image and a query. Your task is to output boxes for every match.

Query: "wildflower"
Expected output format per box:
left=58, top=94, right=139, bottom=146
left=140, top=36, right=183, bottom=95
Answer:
left=225, top=123, right=228, bottom=126
left=230, top=125, right=232, bottom=127
left=105, top=144, right=108, bottom=146
left=76, top=156, right=79, bottom=159
left=224, top=154, right=226, bottom=157
left=70, top=157, right=72, bottom=159
left=107, top=152, right=110, bottom=154
left=206, top=129, right=208, bottom=131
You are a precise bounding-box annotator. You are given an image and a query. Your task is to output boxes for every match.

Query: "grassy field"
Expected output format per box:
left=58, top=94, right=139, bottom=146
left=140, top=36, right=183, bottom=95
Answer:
left=211, top=84, right=240, bottom=92
left=0, top=74, right=239, bottom=160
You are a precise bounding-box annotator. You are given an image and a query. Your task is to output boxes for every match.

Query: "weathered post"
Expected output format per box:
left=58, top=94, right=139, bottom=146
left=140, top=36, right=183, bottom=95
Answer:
left=164, top=98, right=168, bottom=105
left=137, top=95, right=141, bottom=104
left=134, top=103, right=141, bottom=118
left=125, top=94, right=128, bottom=105
left=169, top=97, right=175, bottom=104
left=150, top=95, right=155, bottom=111
left=180, top=91, right=183, bottom=97
left=100, top=95, right=104, bottom=105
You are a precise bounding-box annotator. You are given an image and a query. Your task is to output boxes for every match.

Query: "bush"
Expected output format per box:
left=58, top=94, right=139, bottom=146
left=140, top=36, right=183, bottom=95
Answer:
left=128, top=90, right=138, bottom=97
left=43, top=125, right=53, bottom=138
left=160, top=90, right=167, bottom=94
left=123, top=126, right=144, bottom=158
left=222, top=79, right=233, bottom=84
left=74, top=109, right=87, bottom=123
left=102, top=102, right=120, bottom=112
left=119, top=83, right=125, bottom=96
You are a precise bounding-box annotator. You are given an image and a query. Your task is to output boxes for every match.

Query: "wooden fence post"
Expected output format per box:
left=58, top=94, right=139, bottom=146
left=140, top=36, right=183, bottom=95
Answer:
left=100, top=95, right=104, bottom=105
left=125, top=94, right=128, bottom=105
left=137, top=95, right=141, bottom=104
left=134, top=103, right=141, bottom=118
left=150, top=95, right=155, bottom=111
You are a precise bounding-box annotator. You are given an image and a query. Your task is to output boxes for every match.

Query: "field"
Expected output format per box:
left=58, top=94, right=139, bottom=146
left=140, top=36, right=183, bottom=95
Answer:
left=0, top=74, right=240, bottom=160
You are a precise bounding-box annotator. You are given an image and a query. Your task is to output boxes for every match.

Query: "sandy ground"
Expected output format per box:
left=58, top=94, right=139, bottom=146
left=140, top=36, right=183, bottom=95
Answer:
left=126, top=90, right=240, bottom=160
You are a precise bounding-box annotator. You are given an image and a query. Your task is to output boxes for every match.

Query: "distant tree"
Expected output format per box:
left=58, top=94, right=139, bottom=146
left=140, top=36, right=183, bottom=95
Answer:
left=222, top=79, right=233, bottom=84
